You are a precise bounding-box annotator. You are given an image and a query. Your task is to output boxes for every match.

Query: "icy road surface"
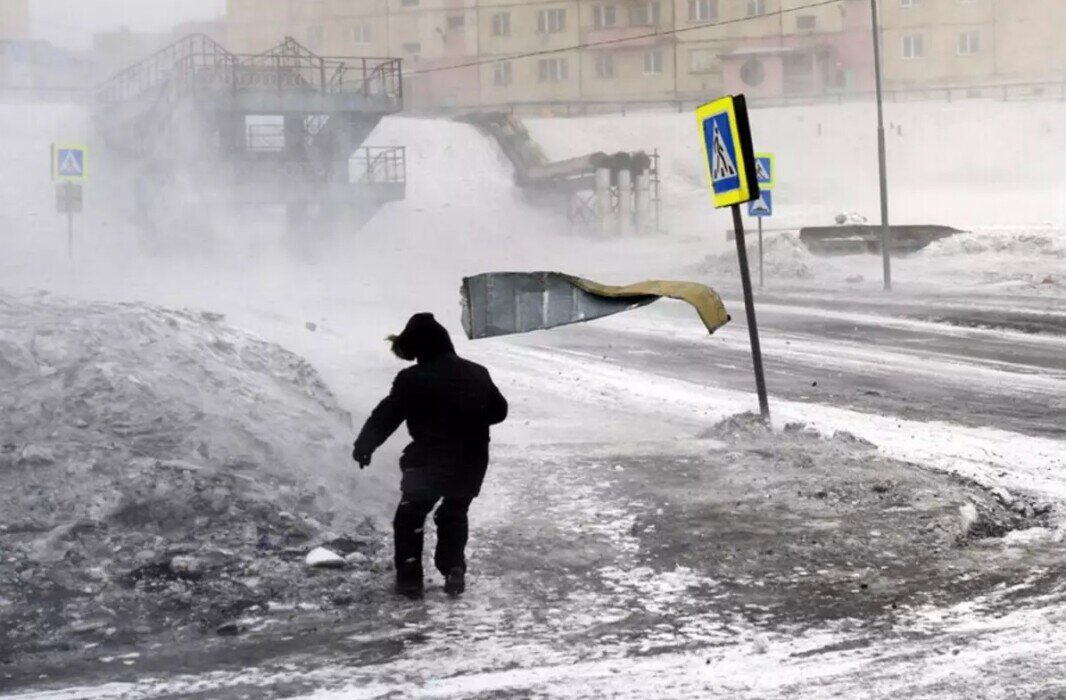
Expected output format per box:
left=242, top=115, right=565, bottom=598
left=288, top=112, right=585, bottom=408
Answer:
left=526, top=290, right=1066, bottom=440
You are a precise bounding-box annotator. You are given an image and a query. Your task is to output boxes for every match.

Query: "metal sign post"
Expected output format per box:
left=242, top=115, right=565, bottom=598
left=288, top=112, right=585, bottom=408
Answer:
left=697, top=95, right=770, bottom=421
left=55, top=183, right=82, bottom=259
left=758, top=218, right=764, bottom=288
left=51, top=143, right=88, bottom=261
left=731, top=204, right=770, bottom=419
left=870, top=0, right=892, bottom=291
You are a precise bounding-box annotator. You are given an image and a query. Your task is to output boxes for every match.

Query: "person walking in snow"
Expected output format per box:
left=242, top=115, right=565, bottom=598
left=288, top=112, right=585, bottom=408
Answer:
left=352, top=313, right=508, bottom=599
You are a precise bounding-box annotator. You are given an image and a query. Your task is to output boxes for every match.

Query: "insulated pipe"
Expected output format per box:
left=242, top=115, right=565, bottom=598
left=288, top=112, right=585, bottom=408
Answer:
left=525, top=152, right=608, bottom=183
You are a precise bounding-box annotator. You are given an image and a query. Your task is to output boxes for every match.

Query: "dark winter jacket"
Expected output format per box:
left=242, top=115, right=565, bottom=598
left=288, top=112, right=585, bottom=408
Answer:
left=353, top=313, right=508, bottom=499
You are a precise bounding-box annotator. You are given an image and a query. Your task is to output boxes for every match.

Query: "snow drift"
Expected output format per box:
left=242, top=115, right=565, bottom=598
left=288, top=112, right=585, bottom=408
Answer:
left=0, top=290, right=356, bottom=534
left=701, top=231, right=816, bottom=280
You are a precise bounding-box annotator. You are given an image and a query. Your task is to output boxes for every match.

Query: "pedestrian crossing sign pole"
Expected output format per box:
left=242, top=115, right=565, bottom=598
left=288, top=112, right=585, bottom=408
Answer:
left=696, top=95, right=770, bottom=421
left=51, top=143, right=88, bottom=261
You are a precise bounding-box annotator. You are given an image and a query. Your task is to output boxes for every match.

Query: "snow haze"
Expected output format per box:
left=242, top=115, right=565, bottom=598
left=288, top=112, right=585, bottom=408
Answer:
left=30, top=0, right=225, bottom=49
left=1, top=22, right=1065, bottom=697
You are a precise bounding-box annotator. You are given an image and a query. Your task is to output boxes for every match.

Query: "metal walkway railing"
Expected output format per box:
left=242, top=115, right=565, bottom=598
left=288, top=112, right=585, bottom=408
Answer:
left=96, top=34, right=403, bottom=107
left=350, top=146, right=406, bottom=185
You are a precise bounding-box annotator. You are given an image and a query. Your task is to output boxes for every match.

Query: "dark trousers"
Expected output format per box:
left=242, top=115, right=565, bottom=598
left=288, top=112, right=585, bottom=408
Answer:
left=393, top=496, right=474, bottom=584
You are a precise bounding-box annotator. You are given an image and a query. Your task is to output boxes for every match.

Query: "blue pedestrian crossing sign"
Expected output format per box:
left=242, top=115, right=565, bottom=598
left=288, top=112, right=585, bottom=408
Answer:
left=754, top=153, right=774, bottom=189
left=51, top=143, right=88, bottom=183
left=696, top=95, right=759, bottom=209
left=748, top=190, right=773, bottom=217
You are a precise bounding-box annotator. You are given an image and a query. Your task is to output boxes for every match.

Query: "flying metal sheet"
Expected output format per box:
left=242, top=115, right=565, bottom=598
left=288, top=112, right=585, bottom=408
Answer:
left=461, top=272, right=730, bottom=340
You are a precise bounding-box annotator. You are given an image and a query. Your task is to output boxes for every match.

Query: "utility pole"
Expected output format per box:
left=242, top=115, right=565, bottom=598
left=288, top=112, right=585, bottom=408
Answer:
left=870, top=0, right=892, bottom=291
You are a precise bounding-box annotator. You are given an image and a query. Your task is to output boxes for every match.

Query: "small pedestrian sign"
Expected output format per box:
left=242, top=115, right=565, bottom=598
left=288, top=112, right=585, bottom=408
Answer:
left=754, top=153, right=774, bottom=189
left=748, top=190, right=773, bottom=217
left=52, top=143, right=88, bottom=183
left=696, top=95, right=759, bottom=209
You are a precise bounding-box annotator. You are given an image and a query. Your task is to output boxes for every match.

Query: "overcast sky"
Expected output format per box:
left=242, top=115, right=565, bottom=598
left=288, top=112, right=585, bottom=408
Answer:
left=31, top=0, right=226, bottom=49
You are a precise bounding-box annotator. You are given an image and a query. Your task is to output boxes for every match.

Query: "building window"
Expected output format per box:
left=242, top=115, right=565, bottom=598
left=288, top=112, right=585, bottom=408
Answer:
left=900, top=0, right=919, bottom=6
left=595, top=52, right=615, bottom=78
left=352, top=24, right=371, bottom=44
left=747, top=0, right=766, bottom=17
left=447, top=15, right=465, bottom=30
left=643, top=50, right=663, bottom=75
left=402, top=41, right=421, bottom=55
left=902, top=34, right=923, bottom=58
left=491, top=12, right=511, bottom=36
left=538, top=57, right=569, bottom=82
left=796, top=14, right=816, bottom=30
left=593, top=4, right=617, bottom=29
left=630, top=2, right=661, bottom=27
left=494, top=61, right=513, bottom=86
left=689, top=48, right=717, bottom=74
left=958, top=30, right=979, bottom=55
left=400, top=0, right=419, bottom=6
left=689, top=0, right=718, bottom=22
left=537, top=8, right=567, bottom=34
left=305, top=25, right=323, bottom=49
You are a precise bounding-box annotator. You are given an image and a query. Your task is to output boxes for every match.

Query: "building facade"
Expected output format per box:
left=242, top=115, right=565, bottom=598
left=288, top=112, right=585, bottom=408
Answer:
left=675, top=0, right=874, bottom=100
left=222, top=0, right=1066, bottom=108
left=878, top=0, right=995, bottom=88
left=878, top=0, right=1066, bottom=91
left=1, top=0, right=95, bottom=91
left=0, top=0, right=28, bottom=41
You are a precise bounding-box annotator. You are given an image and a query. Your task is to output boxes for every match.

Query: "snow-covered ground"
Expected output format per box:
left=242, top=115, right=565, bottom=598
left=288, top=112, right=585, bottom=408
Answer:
left=1, top=98, right=1065, bottom=697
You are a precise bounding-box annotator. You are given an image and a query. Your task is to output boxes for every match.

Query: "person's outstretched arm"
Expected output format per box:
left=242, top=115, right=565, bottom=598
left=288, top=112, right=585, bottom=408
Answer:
left=486, top=377, right=508, bottom=426
left=353, top=374, right=408, bottom=467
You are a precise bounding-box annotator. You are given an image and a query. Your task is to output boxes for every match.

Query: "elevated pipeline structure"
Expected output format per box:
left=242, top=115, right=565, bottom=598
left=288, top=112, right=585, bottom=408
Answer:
left=94, top=34, right=407, bottom=238
left=461, top=112, right=661, bottom=235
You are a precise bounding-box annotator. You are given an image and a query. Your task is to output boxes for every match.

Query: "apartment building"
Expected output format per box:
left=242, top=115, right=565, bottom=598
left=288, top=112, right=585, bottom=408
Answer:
left=878, top=0, right=995, bottom=88
left=223, top=1, right=1066, bottom=107
left=878, top=0, right=1066, bottom=90
left=476, top=0, right=677, bottom=105
left=675, top=0, right=873, bottom=99
left=574, top=1, right=677, bottom=102
left=0, top=0, right=28, bottom=41
left=995, top=0, right=1066, bottom=83
left=225, top=0, right=869, bottom=106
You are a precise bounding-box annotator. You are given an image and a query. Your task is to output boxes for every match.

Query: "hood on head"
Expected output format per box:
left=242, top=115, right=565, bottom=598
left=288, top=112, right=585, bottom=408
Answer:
left=389, top=313, right=455, bottom=362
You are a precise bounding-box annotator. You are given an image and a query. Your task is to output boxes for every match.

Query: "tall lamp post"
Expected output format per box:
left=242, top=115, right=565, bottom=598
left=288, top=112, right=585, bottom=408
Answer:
left=870, top=0, right=892, bottom=291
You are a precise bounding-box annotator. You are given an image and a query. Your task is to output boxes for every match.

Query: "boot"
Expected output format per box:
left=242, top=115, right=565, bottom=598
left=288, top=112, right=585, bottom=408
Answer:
left=443, top=566, right=465, bottom=598
left=395, top=579, right=424, bottom=600
left=395, top=564, right=424, bottom=600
